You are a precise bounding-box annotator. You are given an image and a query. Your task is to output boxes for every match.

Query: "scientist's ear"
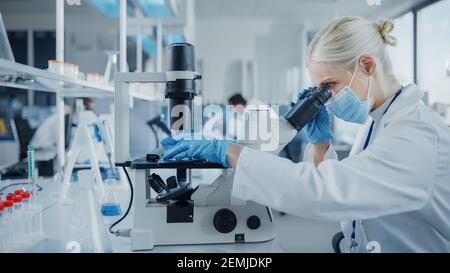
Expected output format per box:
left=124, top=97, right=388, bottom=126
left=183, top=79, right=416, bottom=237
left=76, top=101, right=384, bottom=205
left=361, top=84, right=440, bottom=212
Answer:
left=358, top=55, right=376, bottom=76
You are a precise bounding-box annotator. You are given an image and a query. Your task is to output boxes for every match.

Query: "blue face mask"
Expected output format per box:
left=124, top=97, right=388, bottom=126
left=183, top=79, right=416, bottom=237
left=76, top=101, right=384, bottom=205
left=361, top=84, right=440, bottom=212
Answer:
left=326, top=65, right=373, bottom=124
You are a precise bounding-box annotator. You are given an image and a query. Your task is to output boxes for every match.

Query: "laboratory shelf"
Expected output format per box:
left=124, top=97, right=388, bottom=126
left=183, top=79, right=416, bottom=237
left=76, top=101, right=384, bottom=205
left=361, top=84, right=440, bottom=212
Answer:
left=0, top=59, right=114, bottom=96
left=0, top=59, right=162, bottom=101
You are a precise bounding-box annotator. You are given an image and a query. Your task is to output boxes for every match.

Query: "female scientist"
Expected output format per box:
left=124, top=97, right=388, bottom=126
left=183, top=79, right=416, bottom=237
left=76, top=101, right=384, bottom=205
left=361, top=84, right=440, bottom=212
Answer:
left=163, top=17, right=450, bottom=253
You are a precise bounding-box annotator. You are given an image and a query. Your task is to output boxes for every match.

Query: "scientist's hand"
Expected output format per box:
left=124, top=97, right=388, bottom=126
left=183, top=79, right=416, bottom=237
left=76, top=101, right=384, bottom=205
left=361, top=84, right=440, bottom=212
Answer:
left=160, top=137, right=179, bottom=150
left=298, top=88, right=333, bottom=144
left=160, top=132, right=203, bottom=150
left=163, top=139, right=235, bottom=167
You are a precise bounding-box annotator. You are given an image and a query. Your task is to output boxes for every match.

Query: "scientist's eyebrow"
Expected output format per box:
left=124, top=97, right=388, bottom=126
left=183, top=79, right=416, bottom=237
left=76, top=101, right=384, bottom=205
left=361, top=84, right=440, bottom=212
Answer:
left=318, top=77, right=336, bottom=86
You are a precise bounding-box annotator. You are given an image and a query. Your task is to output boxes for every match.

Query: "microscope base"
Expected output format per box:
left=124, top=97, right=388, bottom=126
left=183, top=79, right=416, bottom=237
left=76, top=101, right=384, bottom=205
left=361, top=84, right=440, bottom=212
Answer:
left=130, top=204, right=274, bottom=251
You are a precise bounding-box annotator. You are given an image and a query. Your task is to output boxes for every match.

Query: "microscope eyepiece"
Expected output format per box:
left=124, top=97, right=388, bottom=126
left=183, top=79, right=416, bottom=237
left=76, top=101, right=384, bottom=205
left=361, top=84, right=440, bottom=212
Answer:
left=313, top=85, right=333, bottom=104
left=284, top=85, right=333, bottom=132
left=166, top=43, right=196, bottom=72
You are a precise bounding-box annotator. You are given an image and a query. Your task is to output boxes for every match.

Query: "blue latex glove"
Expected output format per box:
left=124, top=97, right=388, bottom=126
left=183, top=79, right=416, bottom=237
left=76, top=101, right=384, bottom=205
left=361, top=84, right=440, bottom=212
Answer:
left=298, top=88, right=333, bottom=144
left=160, top=137, right=179, bottom=150
left=163, top=139, right=234, bottom=167
left=160, top=132, right=203, bottom=150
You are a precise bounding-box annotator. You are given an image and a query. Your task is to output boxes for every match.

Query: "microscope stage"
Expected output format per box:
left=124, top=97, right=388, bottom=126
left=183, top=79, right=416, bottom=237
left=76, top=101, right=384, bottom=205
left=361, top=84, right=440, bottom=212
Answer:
left=130, top=157, right=226, bottom=170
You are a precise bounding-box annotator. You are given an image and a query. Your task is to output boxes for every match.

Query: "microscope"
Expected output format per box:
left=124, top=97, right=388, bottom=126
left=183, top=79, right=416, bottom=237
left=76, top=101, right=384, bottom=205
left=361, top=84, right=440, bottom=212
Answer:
left=115, top=43, right=332, bottom=251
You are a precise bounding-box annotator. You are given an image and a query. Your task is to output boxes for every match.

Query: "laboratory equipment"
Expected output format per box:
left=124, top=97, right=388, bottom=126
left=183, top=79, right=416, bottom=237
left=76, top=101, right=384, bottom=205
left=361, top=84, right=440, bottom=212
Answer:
left=11, top=194, right=26, bottom=251
left=100, top=179, right=122, bottom=224
left=284, top=86, right=332, bottom=132
left=47, top=61, right=79, bottom=78
left=48, top=60, right=65, bottom=75
left=27, top=145, right=36, bottom=201
left=1, top=200, right=13, bottom=251
left=146, top=114, right=172, bottom=148
left=59, top=118, right=125, bottom=203
left=86, top=72, right=104, bottom=84
left=0, top=201, right=4, bottom=251
left=0, top=189, right=43, bottom=252
left=59, top=122, right=106, bottom=203
left=104, top=50, right=119, bottom=85
left=114, top=43, right=274, bottom=251
left=65, top=170, right=109, bottom=253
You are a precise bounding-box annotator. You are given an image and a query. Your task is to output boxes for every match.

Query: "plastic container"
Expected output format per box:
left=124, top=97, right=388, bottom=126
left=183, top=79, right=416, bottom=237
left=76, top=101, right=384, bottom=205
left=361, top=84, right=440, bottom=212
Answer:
left=6, top=193, right=15, bottom=201
left=2, top=200, right=13, bottom=252
left=48, top=60, right=65, bottom=75
left=48, top=61, right=79, bottom=78
left=0, top=202, right=5, bottom=251
left=86, top=72, right=103, bottom=84
left=1, top=190, right=44, bottom=252
left=27, top=193, right=43, bottom=244
left=14, top=189, right=24, bottom=195
left=12, top=195, right=27, bottom=251
left=20, top=192, right=34, bottom=244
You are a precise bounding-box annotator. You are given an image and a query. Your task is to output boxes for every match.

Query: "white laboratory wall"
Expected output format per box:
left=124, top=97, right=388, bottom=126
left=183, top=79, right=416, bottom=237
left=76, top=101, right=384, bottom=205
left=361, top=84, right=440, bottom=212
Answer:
left=196, top=18, right=271, bottom=104
left=255, top=23, right=304, bottom=104
left=196, top=18, right=305, bottom=105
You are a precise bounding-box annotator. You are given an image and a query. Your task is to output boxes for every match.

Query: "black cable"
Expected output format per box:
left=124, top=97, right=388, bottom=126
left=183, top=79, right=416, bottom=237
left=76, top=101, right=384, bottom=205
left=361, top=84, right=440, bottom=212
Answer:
left=0, top=182, right=43, bottom=194
left=108, top=166, right=134, bottom=235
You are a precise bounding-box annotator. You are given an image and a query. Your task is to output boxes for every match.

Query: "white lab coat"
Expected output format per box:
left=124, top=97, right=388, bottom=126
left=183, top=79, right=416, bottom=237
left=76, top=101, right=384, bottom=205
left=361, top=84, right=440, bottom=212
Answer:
left=30, top=110, right=99, bottom=161
left=232, top=84, right=450, bottom=253
left=30, top=113, right=58, bottom=161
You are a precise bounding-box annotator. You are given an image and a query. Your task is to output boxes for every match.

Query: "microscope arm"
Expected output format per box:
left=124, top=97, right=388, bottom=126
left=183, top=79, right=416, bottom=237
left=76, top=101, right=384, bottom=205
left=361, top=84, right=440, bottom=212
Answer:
left=266, top=117, right=299, bottom=155
left=242, top=86, right=332, bottom=156
left=237, top=116, right=299, bottom=156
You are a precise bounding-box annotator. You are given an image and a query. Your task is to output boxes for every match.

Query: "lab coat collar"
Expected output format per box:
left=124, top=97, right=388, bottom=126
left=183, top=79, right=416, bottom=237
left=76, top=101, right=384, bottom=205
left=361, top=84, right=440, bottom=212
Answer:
left=369, top=93, right=395, bottom=125
left=370, top=84, right=423, bottom=124
left=349, top=84, right=424, bottom=156
left=380, top=83, right=424, bottom=123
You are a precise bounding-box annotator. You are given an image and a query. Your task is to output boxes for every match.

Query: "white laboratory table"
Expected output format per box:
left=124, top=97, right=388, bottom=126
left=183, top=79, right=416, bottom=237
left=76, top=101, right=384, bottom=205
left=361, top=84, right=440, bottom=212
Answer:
left=1, top=173, right=284, bottom=253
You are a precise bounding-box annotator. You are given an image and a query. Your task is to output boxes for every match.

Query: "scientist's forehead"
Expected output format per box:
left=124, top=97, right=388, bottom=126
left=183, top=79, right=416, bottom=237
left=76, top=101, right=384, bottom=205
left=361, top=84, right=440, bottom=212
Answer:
left=308, top=61, right=340, bottom=86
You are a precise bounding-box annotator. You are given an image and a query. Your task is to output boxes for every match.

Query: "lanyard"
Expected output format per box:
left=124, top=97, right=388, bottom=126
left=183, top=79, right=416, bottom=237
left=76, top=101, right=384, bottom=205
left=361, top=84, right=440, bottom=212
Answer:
left=349, top=87, right=403, bottom=253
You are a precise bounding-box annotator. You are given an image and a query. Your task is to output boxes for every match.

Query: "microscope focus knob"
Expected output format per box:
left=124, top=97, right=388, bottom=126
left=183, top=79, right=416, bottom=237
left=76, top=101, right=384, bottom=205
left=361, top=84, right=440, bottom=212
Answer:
left=247, top=215, right=261, bottom=230
left=213, top=209, right=237, bottom=234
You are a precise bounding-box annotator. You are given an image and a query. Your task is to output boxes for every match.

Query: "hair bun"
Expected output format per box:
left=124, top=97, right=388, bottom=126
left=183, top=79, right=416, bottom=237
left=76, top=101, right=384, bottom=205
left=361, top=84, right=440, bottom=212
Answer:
left=378, top=19, right=397, bottom=46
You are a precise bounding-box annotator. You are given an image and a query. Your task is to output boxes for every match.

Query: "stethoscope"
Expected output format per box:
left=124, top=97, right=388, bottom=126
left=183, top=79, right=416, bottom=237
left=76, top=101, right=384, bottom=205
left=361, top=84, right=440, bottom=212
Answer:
left=349, top=86, right=404, bottom=253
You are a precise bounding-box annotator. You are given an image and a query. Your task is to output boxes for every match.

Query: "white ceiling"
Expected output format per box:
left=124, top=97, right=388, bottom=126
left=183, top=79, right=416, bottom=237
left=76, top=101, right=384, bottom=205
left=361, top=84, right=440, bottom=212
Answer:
left=0, top=0, right=96, bottom=14
left=195, top=0, right=431, bottom=21
left=0, top=0, right=432, bottom=18
left=0, top=0, right=436, bottom=30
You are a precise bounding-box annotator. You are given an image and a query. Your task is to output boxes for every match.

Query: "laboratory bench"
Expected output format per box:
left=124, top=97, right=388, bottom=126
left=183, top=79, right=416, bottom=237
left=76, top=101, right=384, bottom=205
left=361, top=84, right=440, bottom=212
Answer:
left=1, top=174, right=338, bottom=253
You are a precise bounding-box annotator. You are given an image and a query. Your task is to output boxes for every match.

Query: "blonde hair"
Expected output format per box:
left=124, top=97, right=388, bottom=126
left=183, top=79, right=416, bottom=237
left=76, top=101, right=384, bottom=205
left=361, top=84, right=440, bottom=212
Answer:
left=307, top=16, right=397, bottom=71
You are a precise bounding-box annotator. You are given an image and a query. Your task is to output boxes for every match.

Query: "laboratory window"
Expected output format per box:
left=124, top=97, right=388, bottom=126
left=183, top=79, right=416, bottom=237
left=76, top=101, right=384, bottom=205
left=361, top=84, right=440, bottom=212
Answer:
left=417, top=0, right=450, bottom=105
left=33, top=31, right=56, bottom=69
left=389, top=12, right=414, bottom=85
left=7, top=31, right=28, bottom=65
